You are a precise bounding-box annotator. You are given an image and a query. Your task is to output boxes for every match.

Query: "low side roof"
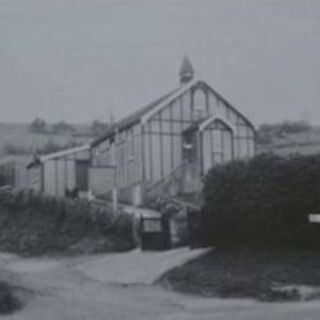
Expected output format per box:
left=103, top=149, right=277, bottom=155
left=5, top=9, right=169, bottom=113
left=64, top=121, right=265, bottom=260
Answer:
left=27, top=144, right=90, bottom=168
left=39, top=144, right=90, bottom=162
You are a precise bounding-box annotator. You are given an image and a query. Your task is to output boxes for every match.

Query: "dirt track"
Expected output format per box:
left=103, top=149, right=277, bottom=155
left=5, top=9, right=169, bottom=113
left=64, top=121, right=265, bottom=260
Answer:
left=1, top=251, right=320, bottom=320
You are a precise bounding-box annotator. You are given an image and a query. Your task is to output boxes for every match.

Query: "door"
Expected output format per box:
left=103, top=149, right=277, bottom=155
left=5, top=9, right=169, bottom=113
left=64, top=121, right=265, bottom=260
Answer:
left=75, top=160, right=89, bottom=191
left=201, top=121, right=234, bottom=174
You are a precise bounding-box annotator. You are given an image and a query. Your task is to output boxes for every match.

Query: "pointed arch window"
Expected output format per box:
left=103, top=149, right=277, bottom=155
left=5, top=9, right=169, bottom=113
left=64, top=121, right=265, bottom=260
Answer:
left=193, top=88, right=206, bottom=111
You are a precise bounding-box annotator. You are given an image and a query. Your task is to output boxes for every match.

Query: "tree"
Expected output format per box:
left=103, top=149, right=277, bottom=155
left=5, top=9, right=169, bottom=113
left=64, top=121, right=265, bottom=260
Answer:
left=202, top=153, right=320, bottom=247
left=52, top=121, right=75, bottom=134
left=29, top=118, right=47, bottom=133
left=90, top=120, right=110, bottom=137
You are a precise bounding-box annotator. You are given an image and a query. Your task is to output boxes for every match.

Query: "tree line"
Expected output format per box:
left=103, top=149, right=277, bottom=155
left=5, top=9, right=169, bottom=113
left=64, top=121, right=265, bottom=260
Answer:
left=29, top=118, right=110, bottom=137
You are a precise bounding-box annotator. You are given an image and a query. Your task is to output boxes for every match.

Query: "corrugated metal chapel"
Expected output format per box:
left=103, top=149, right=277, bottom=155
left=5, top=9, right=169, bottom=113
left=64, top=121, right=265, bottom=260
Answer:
left=89, top=57, right=255, bottom=205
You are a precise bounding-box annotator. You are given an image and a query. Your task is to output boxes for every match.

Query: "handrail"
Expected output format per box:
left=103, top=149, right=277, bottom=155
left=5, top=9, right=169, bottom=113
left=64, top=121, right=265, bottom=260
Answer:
left=161, top=194, right=201, bottom=211
left=146, top=163, right=185, bottom=191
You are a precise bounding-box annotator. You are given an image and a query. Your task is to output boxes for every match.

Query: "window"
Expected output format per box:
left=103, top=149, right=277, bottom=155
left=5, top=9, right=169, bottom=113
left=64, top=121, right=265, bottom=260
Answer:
left=193, top=88, right=206, bottom=111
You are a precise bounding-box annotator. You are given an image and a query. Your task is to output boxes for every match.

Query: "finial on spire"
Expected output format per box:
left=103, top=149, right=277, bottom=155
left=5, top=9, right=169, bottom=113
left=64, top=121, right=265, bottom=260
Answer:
left=179, top=55, right=194, bottom=84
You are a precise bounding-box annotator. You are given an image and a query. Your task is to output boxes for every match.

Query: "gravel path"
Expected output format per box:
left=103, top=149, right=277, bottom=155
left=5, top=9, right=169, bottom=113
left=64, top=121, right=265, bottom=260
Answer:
left=1, top=250, right=320, bottom=319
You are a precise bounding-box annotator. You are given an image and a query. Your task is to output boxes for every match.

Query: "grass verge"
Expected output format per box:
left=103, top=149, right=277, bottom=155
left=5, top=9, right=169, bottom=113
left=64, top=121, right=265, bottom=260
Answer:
left=0, top=190, right=138, bottom=256
left=160, top=246, right=320, bottom=302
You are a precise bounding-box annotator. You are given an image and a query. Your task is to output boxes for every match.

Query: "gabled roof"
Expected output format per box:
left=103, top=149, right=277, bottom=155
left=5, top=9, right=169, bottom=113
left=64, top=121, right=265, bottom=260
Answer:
left=92, top=77, right=255, bottom=147
left=91, top=87, right=181, bottom=146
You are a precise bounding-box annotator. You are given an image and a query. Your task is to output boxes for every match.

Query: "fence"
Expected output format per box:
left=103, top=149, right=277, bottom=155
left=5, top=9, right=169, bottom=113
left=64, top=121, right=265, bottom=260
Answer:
left=140, top=195, right=204, bottom=250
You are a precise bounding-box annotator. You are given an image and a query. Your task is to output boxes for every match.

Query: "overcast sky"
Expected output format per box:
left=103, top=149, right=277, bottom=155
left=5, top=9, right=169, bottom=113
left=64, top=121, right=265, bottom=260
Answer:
left=0, top=0, right=319, bottom=126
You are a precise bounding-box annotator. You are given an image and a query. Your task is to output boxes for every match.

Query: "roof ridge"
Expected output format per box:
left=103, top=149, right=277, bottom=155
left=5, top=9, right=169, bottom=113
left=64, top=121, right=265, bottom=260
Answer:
left=92, top=85, right=181, bottom=146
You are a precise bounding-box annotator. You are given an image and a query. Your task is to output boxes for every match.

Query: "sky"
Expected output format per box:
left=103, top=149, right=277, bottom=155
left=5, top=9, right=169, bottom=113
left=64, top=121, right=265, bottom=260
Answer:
left=0, top=0, right=319, bottom=126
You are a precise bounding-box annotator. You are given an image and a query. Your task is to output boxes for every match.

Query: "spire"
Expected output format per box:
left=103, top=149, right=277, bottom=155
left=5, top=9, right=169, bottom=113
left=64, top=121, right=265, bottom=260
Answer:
left=179, top=55, right=194, bottom=84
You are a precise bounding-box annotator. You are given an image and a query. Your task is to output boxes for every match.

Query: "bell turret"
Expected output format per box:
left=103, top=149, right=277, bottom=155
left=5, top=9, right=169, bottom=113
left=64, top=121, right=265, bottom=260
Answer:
left=179, top=55, right=194, bottom=84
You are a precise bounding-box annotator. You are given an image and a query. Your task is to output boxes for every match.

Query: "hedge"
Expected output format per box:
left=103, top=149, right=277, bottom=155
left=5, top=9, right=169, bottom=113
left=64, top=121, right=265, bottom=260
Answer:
left=0, top=281, right=22, bottom=314
left=0, top=189, right=138, bottom=256
left=202, top=153, right=320, bottom=247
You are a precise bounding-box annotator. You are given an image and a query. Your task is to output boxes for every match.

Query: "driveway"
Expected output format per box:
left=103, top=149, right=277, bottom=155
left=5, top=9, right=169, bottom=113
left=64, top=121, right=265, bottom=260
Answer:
left=1, top=250, right=320, bottom=320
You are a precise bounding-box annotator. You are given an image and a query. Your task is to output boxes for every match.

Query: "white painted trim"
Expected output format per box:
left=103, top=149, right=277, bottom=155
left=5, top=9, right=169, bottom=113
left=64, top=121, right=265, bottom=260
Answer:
left=199, top=115, right=237, bottom=133
left=40, top=144, right=90, bottom=162
left=141, top=77, right=200, bottom=125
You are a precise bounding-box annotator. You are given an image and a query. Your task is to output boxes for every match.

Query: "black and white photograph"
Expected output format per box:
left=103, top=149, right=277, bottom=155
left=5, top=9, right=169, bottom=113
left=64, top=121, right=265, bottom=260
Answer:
left=0, top=0, right=319, bottom=318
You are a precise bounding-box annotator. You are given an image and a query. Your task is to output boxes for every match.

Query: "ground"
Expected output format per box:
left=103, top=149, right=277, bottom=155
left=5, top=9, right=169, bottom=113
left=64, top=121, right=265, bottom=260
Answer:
left=161, top=247, right=320, bottom=302
left=1, top=249, right=320, bottom=319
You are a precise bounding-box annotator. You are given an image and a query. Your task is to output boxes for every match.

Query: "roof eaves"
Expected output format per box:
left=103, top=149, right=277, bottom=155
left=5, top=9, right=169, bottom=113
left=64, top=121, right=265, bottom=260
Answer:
left=141, top=78, right=199, bottom=125
left=39, top=144, right=90, bottom=163
left=202, top=81, right=255, bottom=131
left=91, top=87, right=180, bottom=147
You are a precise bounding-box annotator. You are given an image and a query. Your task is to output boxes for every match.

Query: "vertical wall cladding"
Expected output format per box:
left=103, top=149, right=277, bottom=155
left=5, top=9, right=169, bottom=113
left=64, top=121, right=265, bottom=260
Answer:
left=90, top=124, right=142, bottom=196
left=202, top=121, right=234, bottom=173
left=66, top=158, right=75, bottom=191
left=92, top=139, right=113, bottom=167
left=44, top=160, right=55, bottom=195
left=144, top=97, right=177, bottom=183
left=43, top=149, right=90, bottom=197
left=27, top=165, right=42, bottom=193
left=133, top=124, right=141, bottom=183
left=116, top=131, right=124, bottom=188
left=111, top=124, right=142, bottom=189
left=89, top=81, right=254, bottom=195
left=206, top=88, right=255, bottom=161
left=143, top=84, right=211, bottom=184
left=57, top=159, right=66, bottom=196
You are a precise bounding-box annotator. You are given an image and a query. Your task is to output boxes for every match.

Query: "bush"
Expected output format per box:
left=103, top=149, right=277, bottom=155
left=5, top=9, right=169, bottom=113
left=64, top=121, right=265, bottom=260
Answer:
left=3, top=143, right=29, bottom=155
left=147, top=196, right=189, bottom=246
left=52, top=121, right=75, bottom=133
left=90, top=120, right=110, bottom=137
left=0, top=189, right=137, bottom=256
left=29, top=118, right=47, bottom=134
left=202, top=153, right=320, bottom=247
left=0, top=281, right=22, bottom=314
left=0, top=174, right=6, bottom=187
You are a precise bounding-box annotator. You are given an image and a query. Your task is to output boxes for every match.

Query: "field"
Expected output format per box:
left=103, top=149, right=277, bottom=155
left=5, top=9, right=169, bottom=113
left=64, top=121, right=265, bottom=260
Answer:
left=0, top=122, right=93, bottom=156
left=257, top=128, right=320, bottom=156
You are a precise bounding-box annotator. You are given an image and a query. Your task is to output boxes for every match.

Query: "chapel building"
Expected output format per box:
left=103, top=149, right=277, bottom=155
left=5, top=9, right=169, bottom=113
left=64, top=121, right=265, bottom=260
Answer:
left=89, top=57, right=255, bottom=205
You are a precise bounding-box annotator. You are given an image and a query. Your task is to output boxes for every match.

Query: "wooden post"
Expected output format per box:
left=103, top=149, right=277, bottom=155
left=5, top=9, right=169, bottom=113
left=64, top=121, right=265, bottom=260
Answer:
left=112, top=187, right=118, bottom=213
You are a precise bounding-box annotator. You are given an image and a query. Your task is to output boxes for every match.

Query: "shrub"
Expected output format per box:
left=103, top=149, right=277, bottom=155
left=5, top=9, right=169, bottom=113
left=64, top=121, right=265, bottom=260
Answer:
left=0, top=174, right=6, bottom=186
left=0, top=281, right=22, bottom=314
left=52, top=121, right=75, bottom=133
left=3, top=143, right=29, bottom=155
left=202, top=153, right=320, bottom=247
left=90, top=120, right=110, bottom=137
left=147, top=196, right=190, bottom=246
left=29, top=118, right=48, bottom=134
left=0, top=189, right=137, bottom=256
